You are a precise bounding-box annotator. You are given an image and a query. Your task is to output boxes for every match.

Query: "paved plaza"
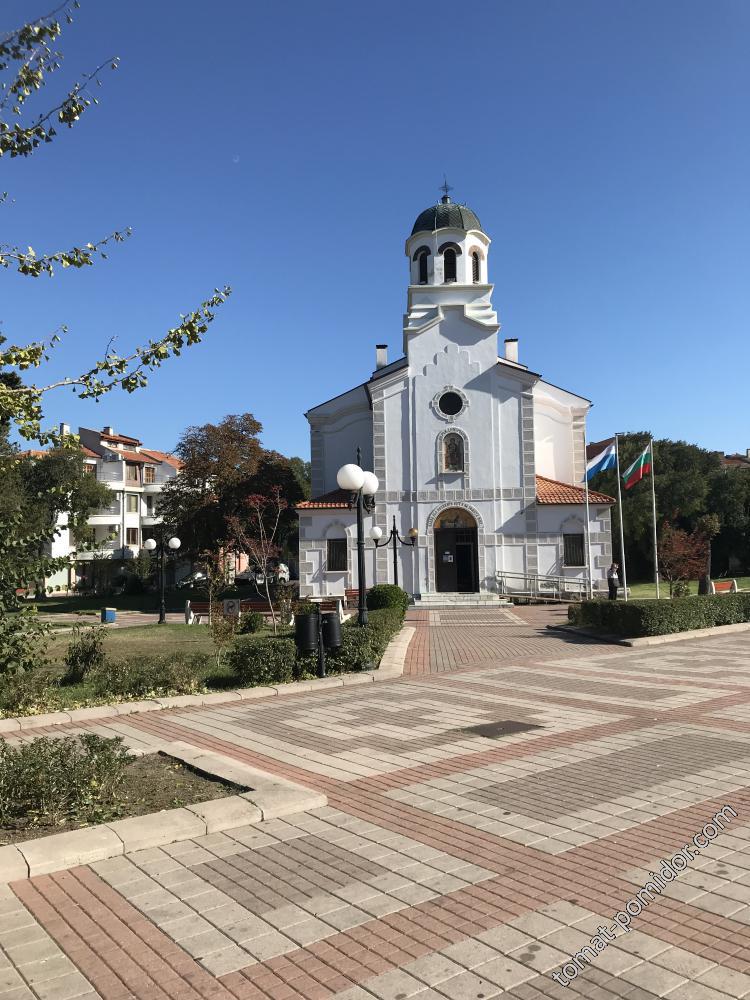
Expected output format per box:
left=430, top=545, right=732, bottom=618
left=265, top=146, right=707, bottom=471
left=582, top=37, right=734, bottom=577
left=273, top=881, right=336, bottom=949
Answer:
left=3, top=609, right=750, bottom=999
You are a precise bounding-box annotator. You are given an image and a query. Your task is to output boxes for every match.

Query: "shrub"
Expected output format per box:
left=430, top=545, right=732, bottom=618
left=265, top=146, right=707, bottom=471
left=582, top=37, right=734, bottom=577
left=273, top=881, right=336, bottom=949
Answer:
left=294, top=600, right=319, bottom=615
left=330, top=605, right=406, bottom=671
left=0, top=734, right=130, bottom=828
left=226, top=636, right=296, bottom=686
left=672, top=580, right=691, bottom=598
left=238, top=610, right=264, bottom=634
left=569, top=593, right=750, bottom=638
left=0, top=669, right=56, bottom=716
left=62, top=626, right=107, bottom=685
left=366, top=584, right=410, bottom=614
left=0, top=608, right=49, bottom=677
left=92, top=653, right=207, bottom=699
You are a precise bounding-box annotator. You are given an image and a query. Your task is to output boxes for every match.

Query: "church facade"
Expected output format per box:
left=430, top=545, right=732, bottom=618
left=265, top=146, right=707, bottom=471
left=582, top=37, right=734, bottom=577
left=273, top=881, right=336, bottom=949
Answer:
left=297, top=194, right=613, bottom=600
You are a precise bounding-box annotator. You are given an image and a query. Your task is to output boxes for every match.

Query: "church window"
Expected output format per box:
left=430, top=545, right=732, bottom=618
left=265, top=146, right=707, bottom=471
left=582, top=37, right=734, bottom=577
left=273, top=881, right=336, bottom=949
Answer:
left=443, top=433, right=464, bottom=473
left=413, top=246, right=430, bottom=284
left=472, top=251, right=481, bottom=283
left=443, top=248, right=457, bottom=283
left=327, top=538, right=347, bottom=572
left=563, top=533, right=586, bottom=567
left=438, top=391, right=463, bottom=417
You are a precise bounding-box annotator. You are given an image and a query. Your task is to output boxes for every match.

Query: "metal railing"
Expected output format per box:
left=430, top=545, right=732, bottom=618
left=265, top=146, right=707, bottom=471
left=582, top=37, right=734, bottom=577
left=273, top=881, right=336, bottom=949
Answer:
left=494, top=570, right=591, bottom=602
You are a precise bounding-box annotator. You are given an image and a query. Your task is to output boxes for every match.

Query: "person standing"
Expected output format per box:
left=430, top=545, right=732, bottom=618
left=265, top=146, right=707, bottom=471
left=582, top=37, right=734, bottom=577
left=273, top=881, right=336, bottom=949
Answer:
left=607, top=562, right=620, bottom=601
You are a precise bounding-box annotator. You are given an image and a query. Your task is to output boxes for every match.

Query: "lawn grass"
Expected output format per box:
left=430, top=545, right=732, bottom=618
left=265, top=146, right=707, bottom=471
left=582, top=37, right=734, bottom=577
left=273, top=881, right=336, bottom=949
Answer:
left=628, top=576, right=750, bottom=599
left=46, top=623, right=216, bottom=665
left=32, top=589, right=248, bottom=615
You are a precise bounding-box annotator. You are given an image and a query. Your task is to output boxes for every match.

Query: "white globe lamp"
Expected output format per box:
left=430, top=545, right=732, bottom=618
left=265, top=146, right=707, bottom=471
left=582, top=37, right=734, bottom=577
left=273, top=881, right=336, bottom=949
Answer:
left=337, top=463, right=365, bottom=492
left=143, top=537, right=157, bottom=551
left=168, top=536, right=181, bottom=551
left=369, top=526, right=383, bottom=541
left=361, top=471, right=379, bottom=497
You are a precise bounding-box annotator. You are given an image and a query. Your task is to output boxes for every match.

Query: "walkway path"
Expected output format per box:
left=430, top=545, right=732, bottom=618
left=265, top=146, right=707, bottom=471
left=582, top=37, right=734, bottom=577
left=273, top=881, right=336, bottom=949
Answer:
left=3, top=613, right=750, bottom=999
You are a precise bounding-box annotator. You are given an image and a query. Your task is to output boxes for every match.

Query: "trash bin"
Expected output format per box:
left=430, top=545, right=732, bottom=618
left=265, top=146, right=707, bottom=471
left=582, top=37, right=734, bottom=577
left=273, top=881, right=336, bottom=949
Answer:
left=101, top=607, right=116, bottom=624
left=294, top=612, right=319, bottom=653
left=321, top=612, right=342, bottom=650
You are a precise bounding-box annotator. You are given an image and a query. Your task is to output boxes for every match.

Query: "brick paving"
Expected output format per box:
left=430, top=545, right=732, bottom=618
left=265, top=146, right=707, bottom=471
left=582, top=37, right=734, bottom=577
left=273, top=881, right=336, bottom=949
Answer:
left=3, top=612, right=750, bottom=998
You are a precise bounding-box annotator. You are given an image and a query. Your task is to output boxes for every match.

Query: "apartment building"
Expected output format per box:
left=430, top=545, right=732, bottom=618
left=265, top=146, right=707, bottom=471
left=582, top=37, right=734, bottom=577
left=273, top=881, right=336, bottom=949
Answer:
left=45, top=424, right=183, bottom=591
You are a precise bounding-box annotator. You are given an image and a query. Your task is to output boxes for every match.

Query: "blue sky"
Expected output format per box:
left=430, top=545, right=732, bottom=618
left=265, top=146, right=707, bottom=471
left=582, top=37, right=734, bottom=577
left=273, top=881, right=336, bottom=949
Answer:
left=3, top=0, right=749, bottom=461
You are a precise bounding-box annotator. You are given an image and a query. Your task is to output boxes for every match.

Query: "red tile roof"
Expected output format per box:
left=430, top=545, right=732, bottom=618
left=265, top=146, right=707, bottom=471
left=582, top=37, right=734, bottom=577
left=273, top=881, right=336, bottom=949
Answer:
left=722, top=454, right=750, bottom=469
left=81, top=446, right=100, bottom=459
left=141, top=449, right=183, bottom=469
left=536, top=475, right=614, bottom=505
left=298, top=477, right=614, bottom=511
left=120, top=450, right=149, bottom=464
left=101, top=431, right=142, bottom=446
left=297, top=489, right=352, bottom=510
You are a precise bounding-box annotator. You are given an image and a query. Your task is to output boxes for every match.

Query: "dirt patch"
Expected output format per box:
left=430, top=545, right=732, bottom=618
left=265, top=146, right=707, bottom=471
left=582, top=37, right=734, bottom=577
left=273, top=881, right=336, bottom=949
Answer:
left=0, top=752, right=248, bottom=846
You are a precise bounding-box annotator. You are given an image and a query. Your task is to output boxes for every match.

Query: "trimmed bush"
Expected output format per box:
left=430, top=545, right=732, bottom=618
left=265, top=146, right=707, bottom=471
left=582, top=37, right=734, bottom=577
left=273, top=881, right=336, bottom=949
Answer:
left=237, top=610, right=264, bottom=634
left=569, top=593, right=750, bottom=638
left=92, top=653, right=207, bottom=699
left=226, top=636, right=296, bottom=686
left=329, top=605, right=406, bottom=671
left=366, top=584, right=410, bottom=614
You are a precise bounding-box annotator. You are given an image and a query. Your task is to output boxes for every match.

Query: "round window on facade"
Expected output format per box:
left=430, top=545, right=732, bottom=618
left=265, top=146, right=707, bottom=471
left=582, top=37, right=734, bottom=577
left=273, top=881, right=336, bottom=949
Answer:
left=438, top=391, right=463, bottom=416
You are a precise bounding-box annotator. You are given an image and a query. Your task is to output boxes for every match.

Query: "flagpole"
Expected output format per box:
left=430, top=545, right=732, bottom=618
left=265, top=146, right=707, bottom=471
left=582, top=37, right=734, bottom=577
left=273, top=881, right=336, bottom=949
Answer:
left=650, top=436, right=660, bottom=599
left=583, top=428, right=593, bottom=599
left=614, top=434, right=628, bottom=601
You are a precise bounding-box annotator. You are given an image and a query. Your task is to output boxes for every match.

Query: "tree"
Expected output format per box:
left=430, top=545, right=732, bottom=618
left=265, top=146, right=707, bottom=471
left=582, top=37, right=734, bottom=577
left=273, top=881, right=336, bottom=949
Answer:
left=0, top=4, right=229, bottom=668
left=158, top=414, right=307, bottom=567
left=226, top=488, right=288, bottom=633
left=659, top=521, right=708, bottom=597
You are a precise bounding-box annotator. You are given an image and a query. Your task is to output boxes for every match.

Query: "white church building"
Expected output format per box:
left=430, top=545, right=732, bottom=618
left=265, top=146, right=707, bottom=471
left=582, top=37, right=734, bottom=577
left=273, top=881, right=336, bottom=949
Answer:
left=297, top=193, right=613, bottom=601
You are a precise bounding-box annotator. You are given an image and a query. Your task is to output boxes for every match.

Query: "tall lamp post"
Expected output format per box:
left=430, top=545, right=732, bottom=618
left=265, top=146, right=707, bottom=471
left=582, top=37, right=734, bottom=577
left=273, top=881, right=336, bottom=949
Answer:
left=336, top=450, right=378, bottom=626
left=143, top=531, right=181, bottom=624
left=370, top=516, right=418, bottom=587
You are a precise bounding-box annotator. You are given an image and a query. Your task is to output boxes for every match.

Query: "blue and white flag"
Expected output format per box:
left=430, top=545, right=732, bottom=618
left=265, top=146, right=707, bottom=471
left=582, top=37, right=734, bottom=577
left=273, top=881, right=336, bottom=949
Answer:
left=584, top=438, right=617, bottom=481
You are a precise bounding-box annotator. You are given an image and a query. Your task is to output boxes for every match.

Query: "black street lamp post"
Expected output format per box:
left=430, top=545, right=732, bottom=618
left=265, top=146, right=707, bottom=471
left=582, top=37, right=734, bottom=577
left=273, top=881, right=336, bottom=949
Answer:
left=143, top=528, right=181, bottom=624
left=336, top=448, right=377, bottom=627
left=371, top=515, right=418, bottom=587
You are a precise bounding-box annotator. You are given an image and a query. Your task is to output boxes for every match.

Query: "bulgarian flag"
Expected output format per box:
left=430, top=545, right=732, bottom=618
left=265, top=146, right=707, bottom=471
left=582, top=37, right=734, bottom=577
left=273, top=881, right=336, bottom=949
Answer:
left=622, top=445, right=652, bottom=490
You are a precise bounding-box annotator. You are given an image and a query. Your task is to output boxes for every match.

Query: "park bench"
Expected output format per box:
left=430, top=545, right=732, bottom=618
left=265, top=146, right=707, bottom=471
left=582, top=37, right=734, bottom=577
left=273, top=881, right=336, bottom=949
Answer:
left=344, top=588, right=370, bottom=609
left=309, top=596, right=345, bottom=622
left=184, top=599, right=292, bottom=625
left=710, top=579, right=738, bottom=595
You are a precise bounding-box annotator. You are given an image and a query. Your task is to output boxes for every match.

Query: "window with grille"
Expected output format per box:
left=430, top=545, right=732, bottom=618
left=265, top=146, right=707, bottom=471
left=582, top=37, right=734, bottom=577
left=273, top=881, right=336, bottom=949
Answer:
left=83, top=463, right=97, bottom=477
left=563, top=533, right=585, bottom=567
left=126, top=494, right=139, bottom=513
left=327, top=538, right=347, bottom=572
left=126, top=527, right=139, bottom=546
left=144, top=465, right=156, bottom=484
left=472, top=251, right=481, bottom=283
left=125, top=463, right=139, bottom=483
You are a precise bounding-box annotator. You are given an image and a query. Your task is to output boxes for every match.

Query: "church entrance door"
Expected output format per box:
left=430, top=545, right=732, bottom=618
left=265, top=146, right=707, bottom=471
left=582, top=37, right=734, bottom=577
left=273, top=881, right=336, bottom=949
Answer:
left=434, top=508, right=479, bottom=593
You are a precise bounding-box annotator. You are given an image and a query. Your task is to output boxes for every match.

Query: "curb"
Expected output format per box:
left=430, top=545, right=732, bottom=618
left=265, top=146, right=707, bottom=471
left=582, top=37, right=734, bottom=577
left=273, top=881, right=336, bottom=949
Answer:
left=550, top=621, right=750, bottom=648
left=0, top=741, right=327, bottom=883
left=0, top=625, right=414, bottom=734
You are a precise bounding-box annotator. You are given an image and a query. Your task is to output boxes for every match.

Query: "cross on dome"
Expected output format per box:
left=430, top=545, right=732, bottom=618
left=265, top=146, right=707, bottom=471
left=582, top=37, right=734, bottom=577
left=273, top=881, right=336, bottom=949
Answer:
left=439, top=176, right=453, bottom=204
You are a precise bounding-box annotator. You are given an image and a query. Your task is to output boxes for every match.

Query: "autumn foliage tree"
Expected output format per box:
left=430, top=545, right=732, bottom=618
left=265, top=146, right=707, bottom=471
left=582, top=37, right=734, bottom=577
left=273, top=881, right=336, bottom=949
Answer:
left=659, top=521, right=709, bottom=597
left=226, top=488, right=288, bottom=633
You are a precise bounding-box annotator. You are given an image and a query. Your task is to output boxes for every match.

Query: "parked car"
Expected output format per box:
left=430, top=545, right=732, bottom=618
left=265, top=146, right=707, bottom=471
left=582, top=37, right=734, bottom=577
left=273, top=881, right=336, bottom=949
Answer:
left=175, top=571, right=206, bottom=590
left=236, top=562, right=290, bottom=586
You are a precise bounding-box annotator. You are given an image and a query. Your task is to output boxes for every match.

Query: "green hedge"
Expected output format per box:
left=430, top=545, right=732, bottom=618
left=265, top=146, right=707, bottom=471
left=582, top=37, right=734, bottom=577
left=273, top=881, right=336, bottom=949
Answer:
left=568, top=593, right=750, bottom=638
left=225, top=637, right=296, bottom=686
left=366, top=584, right=410, bottom=614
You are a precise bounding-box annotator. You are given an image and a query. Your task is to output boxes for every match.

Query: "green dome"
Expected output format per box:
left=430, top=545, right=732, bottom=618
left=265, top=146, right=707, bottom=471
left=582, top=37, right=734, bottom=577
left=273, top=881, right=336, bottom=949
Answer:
left=411, top=197, right=482, bottom=236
